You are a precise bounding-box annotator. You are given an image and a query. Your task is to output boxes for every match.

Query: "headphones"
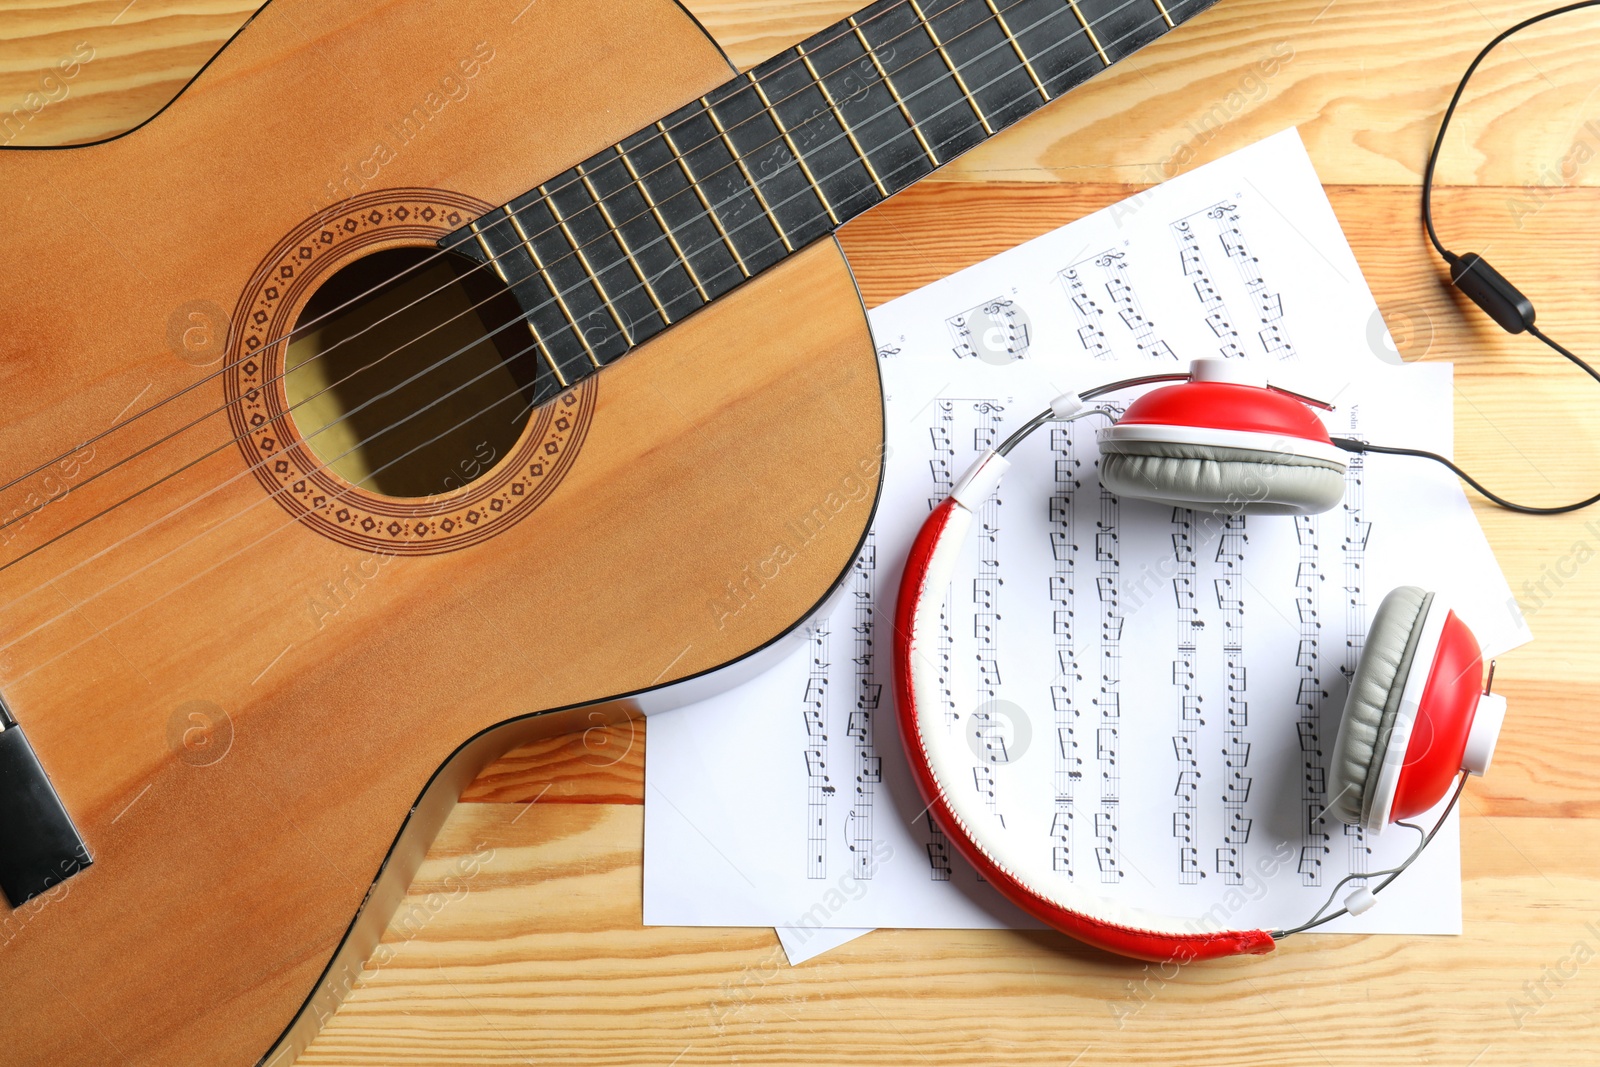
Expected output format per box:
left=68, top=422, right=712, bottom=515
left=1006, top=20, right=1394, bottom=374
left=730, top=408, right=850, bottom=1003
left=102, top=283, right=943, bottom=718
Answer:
left=891, top=359, right=1509, bottom=962
left=891, top=3, right=1600, bottom=962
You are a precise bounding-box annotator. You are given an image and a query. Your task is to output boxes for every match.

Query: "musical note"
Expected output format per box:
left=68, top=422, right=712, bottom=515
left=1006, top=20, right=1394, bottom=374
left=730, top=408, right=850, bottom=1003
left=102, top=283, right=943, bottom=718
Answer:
left=1173, top=215, right=1245, bottom=360
left=1050, top=409, right=1083, bottom=871
left=844, top=535, right=879, bottom=878
left=1087, top=249, right=1179, bottom=362
left=927, top=837, right=952, bottom=881
left=1062, top=267, right=1113, bottom=360
left=1205, top=309, right=1237, bottom=340
left=1043, top=425, right=1081, bottom=876
left=1173, top=809, right=1194, bottom=842
left=1202, top=515, right=1252, bottom=882
left=1298, top=843, right=1329, bottom=879
left=968, top=402, right=1011, bottom=829
left=1168, top=500, right=1208, bottom=877
left=1341, top=421, right=1373, bottom=876
left=1094, top=808, right=1123, bottom=880
left=946, top=297, right=1031, bottom=362
left=804, top=623, right=831, bottom=879
left=1095, top=472, right=1123, bottom=882
left=1079, top=324, right=1108, bottom=357
left=1202, top=200, right=1297, bottom=361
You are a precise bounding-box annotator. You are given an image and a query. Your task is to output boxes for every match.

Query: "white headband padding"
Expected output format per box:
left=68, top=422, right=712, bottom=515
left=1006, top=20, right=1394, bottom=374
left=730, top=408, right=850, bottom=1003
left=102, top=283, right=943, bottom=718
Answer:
left=904, top=501, right=1251, bottom=940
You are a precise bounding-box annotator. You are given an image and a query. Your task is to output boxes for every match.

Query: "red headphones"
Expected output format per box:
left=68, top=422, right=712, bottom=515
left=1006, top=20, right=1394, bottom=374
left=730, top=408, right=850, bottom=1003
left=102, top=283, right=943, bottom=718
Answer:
left=891, top=360, right=1507, bottom=961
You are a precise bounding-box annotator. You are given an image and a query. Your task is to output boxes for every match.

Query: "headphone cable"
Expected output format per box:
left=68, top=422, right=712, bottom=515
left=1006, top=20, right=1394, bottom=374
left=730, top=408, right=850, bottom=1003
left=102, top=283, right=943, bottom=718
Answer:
left=1423, top=0, right=1600, bottom=386
left=1333, top=437, right=1600, bottom=515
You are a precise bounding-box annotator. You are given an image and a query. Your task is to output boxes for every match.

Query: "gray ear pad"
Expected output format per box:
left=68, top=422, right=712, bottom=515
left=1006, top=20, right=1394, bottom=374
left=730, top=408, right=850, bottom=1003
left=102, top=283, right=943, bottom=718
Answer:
left=1327, top=586, right=1434, bottom=827
left=1098, top=439, right=1346, bottom=516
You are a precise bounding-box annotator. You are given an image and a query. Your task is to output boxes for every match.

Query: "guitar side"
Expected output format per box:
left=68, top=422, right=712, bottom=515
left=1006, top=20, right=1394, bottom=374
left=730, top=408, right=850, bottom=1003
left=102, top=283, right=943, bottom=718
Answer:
left=0, top=1, right=883, bottom=1063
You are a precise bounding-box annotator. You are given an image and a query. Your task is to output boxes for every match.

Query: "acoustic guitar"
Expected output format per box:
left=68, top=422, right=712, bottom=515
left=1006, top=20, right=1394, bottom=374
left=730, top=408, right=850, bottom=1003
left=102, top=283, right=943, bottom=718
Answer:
left=0, top=0, right=1216, bottom=1061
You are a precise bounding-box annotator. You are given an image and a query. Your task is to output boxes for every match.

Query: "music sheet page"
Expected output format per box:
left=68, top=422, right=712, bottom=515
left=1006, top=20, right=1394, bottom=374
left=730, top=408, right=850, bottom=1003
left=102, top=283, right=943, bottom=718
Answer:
left=643, top=129, right=1532, bottom=958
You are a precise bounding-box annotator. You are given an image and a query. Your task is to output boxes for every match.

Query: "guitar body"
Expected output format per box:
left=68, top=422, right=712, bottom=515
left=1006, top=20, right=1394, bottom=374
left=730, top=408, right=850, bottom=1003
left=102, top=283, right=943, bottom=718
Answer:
left=0, top=1, right=881, bottom=1063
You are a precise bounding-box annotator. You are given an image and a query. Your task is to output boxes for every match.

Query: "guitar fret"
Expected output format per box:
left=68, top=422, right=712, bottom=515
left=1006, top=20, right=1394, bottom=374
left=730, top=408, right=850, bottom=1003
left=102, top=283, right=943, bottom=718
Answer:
left=435, top=0, right=1214, bottom=408
left=1073, top=0, right=1170, bottom=64
left=623, top=127, right=743, bottom=299
left=1066, top=0, right=1114, bottom=66
left=656, top=120, right=752, bottom=280
left=804, top=21, right=934, bottom=198
left=704, top=80, right=835, bottom=249
left=588, top=146, right=705, bottom=323
left=747, top=74, right=840, bottom=227
left=858, top=1, right=986, bottom=162
left=907, top=0, right=994, bottom=135
left=983, top=0, right=1050, bottom=102
left=702, top=97, right=795, bottom=253
left=577, top=164, right=673, bottom=325
left=469, top=221, right=568, bottom=386
left=545, top=164, right=669, bottom=352
left=617, top=146, right=711, bottom=303
left=541, top=186, right=633, bottom=349
left=1003, top=0, right=1107, bottom=97
left=505, top=205, right=600, bottom=369
left=917, top=0, right=1048, bottom=133
left=849, top=13, right=941, bottom=167
left=749, top=49, right=881, bottom=223
left=796, top=43, right=891, bottom=199
left=663, top=102, right=788, bottom=277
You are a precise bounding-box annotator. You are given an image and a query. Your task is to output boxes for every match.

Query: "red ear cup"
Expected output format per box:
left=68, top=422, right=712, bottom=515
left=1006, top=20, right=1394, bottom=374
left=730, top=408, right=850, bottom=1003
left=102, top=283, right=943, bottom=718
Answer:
left=1389, top=610, right=1490, bottom=822
left=1095, top=362, right=1349, bottom=516
left=1113, top=379, right=1336, bottom=444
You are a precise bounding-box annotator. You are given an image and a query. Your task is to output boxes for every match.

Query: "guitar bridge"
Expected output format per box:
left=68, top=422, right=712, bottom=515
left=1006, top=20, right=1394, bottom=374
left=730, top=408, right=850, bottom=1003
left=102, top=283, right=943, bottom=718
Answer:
left=0, top=698, right=91, bottom=908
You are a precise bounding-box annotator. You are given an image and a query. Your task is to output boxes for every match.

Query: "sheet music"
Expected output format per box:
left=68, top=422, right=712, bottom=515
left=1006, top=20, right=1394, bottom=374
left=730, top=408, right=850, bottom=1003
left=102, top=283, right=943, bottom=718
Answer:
left=644, top=130, right=1531, bottom=956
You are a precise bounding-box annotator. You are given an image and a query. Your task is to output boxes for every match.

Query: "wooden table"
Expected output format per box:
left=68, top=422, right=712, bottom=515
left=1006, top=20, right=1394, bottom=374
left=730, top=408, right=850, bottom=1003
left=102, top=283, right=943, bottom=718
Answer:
left=5, top=1, right=1599, bottom=1063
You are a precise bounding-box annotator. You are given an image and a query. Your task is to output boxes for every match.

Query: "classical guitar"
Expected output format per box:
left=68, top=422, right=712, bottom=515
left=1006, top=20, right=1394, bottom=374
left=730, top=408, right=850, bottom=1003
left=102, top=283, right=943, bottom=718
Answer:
left=0, top=0, right=1217, bottom=1061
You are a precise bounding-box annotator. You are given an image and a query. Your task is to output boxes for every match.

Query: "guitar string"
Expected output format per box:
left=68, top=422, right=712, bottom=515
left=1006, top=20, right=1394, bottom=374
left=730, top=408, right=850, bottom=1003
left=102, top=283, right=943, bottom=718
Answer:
left=0, top=0, right=1136, bottom=534
left=0, top=0, right=1077, bottom=500
left=2, top=7, right=1175, bottom=684
left=0, top=5, right=1176, bottom=673
left=0, top=0, right=1160, bottom=579
left=0, top=12, right=932, bottom=528
left=0, top=0, right=1164, bottom=598
left=0, top=0, right=1145, bottom=542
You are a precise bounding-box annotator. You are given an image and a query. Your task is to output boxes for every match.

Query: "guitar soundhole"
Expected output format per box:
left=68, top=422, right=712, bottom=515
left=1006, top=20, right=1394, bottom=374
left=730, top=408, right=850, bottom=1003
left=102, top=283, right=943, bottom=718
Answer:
left=285, top=246, right=546, bottom=498
left=223, top=188, right=596, bottom=555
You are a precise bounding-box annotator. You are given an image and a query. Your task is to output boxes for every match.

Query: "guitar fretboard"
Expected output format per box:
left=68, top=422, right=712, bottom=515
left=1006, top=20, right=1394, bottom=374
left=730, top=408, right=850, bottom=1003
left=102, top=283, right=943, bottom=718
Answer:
left=443, top=0, right=1214, bottom=405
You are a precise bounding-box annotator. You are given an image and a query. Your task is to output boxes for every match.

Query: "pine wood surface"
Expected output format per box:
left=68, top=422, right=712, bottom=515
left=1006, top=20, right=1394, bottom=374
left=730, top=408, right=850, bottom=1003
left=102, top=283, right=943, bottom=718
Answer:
left=4, top=0, right=1598, bottom=1064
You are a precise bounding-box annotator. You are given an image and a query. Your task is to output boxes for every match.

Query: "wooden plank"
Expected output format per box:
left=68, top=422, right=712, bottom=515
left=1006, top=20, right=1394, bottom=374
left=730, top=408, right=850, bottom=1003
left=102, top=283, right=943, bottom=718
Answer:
left=296, top=800, right=1600, bottom=1065
left=9, top=0, right=1600, bottom=189
left=4, top=0, right=1600, bottom=1064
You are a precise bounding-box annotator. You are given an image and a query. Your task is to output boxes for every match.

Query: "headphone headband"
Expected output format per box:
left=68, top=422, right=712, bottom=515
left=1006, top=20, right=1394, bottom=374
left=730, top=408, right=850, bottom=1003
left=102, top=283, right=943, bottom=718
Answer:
left=892, top=495, right=1276, bottom=961
left=891, top=372, right=1489, bottom=960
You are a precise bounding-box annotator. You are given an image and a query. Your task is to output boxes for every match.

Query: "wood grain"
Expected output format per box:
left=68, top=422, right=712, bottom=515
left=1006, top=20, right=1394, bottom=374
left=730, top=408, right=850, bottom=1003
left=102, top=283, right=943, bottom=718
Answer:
left=3, top=0, right=1598, bottom=1064
left=0, top=1, right=881, bottom=1063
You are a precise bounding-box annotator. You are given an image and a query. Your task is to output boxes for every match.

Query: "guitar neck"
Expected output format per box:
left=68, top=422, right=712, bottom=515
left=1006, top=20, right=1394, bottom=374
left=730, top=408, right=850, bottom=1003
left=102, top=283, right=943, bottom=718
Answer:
left=446, top=0, right=1215, bottom=403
